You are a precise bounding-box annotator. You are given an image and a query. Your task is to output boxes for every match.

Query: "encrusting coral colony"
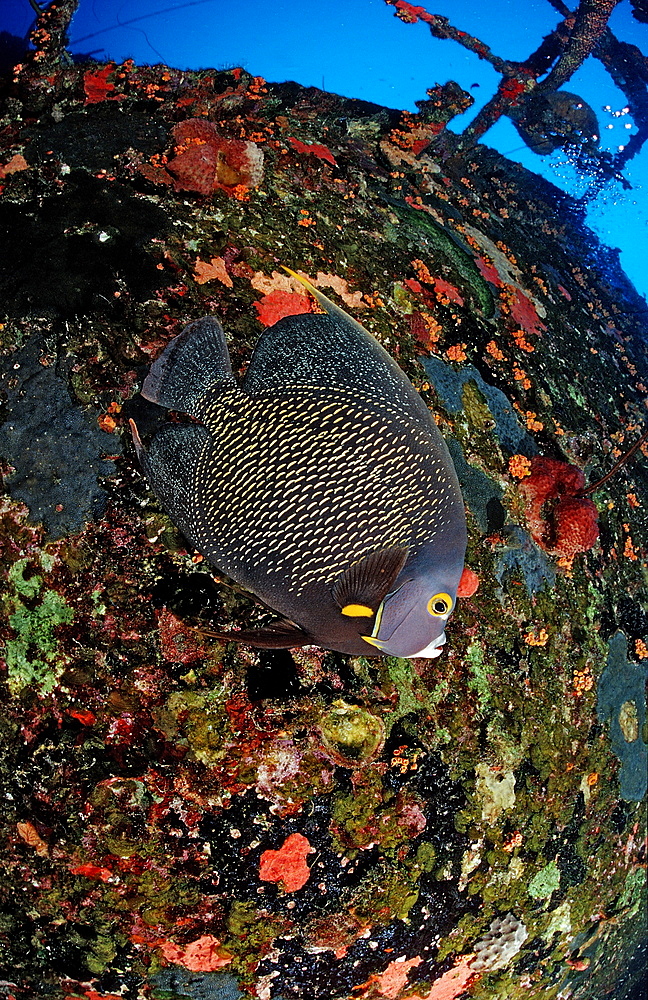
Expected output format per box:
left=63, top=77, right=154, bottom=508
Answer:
left=0, top=2, right=646, bottom=999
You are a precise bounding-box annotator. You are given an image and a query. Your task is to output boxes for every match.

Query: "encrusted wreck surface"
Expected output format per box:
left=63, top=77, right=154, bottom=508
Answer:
left=0, top=41, right=646, bottom=1000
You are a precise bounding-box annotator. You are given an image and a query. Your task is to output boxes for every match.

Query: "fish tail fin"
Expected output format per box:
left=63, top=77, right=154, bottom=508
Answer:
left=134, top=421, right=210, bottom=542
left=142, top=316, right=234, bottom=415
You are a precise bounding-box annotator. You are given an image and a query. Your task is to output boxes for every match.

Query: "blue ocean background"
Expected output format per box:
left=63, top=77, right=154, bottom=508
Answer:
left=2, top=0, right=647, bottom=298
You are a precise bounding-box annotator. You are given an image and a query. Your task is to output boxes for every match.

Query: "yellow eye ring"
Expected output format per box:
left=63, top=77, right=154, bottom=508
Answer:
left=427, top=593, right=453, bottom=617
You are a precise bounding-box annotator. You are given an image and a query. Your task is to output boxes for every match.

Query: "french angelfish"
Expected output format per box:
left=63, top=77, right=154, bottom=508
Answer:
left=131, top=272, right=467, bottom=657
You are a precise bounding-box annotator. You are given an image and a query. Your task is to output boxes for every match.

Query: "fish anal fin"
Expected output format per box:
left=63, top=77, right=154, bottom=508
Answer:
left=332, top=546, right=409, bottom=614
left=208, top=620, right=313, bottom=649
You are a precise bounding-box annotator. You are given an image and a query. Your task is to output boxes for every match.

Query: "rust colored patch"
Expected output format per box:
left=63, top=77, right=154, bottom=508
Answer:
left=360, top=955, right=423, bottom=998
left=409, top=955, right=478, bottom=999
left=70, top=863, right=114, bottom=882
left=505, top=285, right=546, bottom=337
left=193, top=256, right=234, bottom=287
left=410, top=311, right=442, bottom=351
left=288, top=137, right=337, bottom=167
left=67, top=708, right=96, bottom=726
left=259, top=832, right=314, bottom=892
left=254, top=289, right=313, bottom=326
left=16, top=821, right=49, bottom=856
left=456, top=566, right=479, bottom=598
left=160, top=934, right=232, bottom=972
left=0, top=154, right=29, bottom=178
left=475, top=255, right=502, bottom=287
left=432, top=276, right=464, bottom=306
left=84, top=64, right=118, bottom=104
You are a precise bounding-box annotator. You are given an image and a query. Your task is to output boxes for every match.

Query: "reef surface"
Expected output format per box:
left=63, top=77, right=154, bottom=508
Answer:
left=0, top=34, right=646, bottom=1000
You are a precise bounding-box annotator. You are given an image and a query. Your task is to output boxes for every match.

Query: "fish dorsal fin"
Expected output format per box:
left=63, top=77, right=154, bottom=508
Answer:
left=142, top=316, right=235, bottom=417
left=332, top=546, right=409, bottom=616
left=283, top=267, right=376, bottom=337
left=242, top=273, right=434, bottom=430
left=207, top=620, right=313, bottom=649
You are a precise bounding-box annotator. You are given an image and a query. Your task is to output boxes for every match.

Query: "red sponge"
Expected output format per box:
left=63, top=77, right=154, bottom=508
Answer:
left=519, top=457, right=599, bottom=558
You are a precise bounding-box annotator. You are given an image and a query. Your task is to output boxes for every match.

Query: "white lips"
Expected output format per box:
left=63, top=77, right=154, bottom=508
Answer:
left=410, top=633, right=447, bottom=658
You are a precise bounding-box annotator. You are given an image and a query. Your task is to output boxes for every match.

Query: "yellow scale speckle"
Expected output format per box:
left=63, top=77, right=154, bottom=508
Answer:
left=191, top=384, right=455, bottom=594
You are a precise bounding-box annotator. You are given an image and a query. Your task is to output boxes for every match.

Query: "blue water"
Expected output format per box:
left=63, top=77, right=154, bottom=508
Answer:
left=3, top=0, right=647, bottom=298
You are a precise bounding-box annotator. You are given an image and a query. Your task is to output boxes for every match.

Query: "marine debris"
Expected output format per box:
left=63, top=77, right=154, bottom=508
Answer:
left=387, top=0, right=646, bottom=187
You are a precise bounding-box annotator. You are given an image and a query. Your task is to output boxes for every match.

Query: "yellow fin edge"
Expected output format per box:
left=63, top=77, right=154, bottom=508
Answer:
left=281, top=266, right=369, bottom=335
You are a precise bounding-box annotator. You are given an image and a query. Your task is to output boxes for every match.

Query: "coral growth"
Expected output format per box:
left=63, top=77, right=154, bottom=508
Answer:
left=141, top=118, right=264, bottom=197
left=518, top=456, right=599, bottom=558
left=470, top=912, right=528, bottom=971
left=2, top=17, right=648, bottom=999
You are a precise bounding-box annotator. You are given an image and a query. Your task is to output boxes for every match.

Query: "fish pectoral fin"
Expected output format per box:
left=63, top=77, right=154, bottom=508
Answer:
left=209, top=619, right=313, bottom=649
left=332, top=545, right=409, bottom=615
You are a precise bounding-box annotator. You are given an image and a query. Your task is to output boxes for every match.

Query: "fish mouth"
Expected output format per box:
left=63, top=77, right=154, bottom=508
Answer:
left=409, top=633, right=446, bottom=658
left=361, top=629, right=446, bottom=658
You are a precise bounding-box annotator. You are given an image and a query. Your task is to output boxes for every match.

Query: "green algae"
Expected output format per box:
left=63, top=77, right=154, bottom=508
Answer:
left=617, top=866, right=646, bottom=920
left=528, top=860, right=561, bottom=900
left=3, top=557, right=73, bottom=695
left=318, top=700, right=384, bottom=763
left=159, top=688, right=232, bottom=767
left=350, top=857, right=420, bottom=924
left=384, top=656, right=422, bottom=721
left=460, top=381, right=505, bottom=465
left=387, top=201, right=495, bottom=315
left=85, top=925, right=119, bottom=975
left=331, top=773, right=426, bottom=855
left=392, top=281, right=416, bottom=314
left=378, top=656, right=451, bottom=743
left=225, top=902, right=289, bottom=981
left=466, top=641, right=492, bottom=713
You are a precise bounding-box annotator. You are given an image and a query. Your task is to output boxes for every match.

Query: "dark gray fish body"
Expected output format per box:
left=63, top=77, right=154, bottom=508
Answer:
left=133, top=282, right=466, bottom=657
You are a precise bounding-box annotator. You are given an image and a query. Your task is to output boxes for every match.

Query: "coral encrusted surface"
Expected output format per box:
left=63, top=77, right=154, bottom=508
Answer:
left=0, top=44, right=646, bottom=1000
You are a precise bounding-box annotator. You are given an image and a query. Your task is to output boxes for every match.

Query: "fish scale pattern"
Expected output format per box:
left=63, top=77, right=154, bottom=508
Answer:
left=191, top=385, right=458, bottom=593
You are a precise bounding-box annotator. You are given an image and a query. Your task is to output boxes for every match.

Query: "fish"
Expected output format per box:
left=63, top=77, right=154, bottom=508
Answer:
left=130, top=271, right=467, bottom=658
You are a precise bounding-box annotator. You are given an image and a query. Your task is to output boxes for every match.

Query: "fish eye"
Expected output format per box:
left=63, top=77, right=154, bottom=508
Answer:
left=427, top=593, right=453, bottom=617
